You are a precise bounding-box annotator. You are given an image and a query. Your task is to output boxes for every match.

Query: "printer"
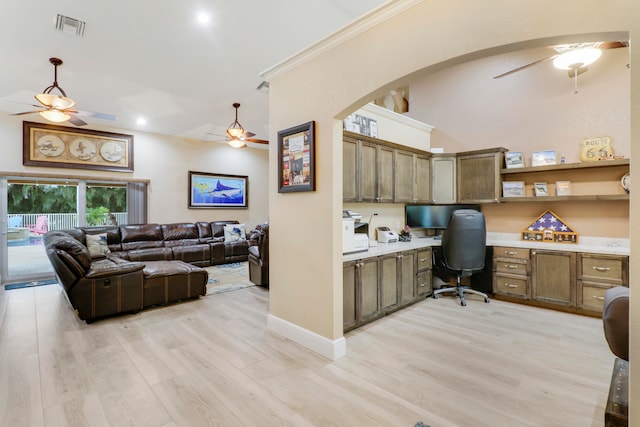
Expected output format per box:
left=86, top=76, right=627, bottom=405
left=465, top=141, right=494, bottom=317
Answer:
left=376, top=226, right=399, bottom=243
left=342, top=210, right=369, bottom=254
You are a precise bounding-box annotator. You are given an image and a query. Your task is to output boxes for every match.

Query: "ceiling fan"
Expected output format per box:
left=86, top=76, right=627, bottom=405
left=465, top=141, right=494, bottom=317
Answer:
left=207, top=103, right=268, bottom=148
left=493, top=41, right=629, bottom=80
left=4, top=57, right=115, bottom=126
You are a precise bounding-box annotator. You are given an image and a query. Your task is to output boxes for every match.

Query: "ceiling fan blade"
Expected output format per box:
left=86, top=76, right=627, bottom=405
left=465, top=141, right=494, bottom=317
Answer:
left=11, top=110, right=41, bottom=116
left=67, top=115, right=88, bottom=126
left=75, top=110, right=116, bottom=121
left=245, top=138, right=269, bottom=144
left=242, top=131, right=256, bottom=138
left=0, top=97, right=40, bottom=107
left=598, top=41, right=629, bottom=50
left=493, top=55, right=557, bottom=79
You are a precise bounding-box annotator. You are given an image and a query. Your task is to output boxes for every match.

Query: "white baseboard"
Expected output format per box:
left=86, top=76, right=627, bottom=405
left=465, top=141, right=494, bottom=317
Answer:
left=267, top=314, right=347, bottom=361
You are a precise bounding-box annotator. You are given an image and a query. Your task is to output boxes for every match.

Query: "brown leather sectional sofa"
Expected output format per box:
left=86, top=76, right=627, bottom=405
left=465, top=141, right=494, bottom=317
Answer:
left=44, top=220, right=251, bottom=322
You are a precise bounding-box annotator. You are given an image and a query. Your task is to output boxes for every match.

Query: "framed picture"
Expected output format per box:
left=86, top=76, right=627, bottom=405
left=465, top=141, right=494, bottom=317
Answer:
left=278, top=121, right=316, bottom=193
left=505, top=151, right=524, bottom=169
left=188, top=171, right=248, bottom=208
left=502, top=181, right=525, bottom=197
left=531, top=150, right=557, bottom=167
left=556, top=181, right=572, bottom=196
left=23, top=121, right=133, bottom=172
left=534, top=182, right=548, bottom=196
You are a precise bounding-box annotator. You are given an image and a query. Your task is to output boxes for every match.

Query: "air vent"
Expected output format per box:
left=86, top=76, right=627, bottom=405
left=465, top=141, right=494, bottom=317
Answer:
left=55, top=14, right=86, bottom=37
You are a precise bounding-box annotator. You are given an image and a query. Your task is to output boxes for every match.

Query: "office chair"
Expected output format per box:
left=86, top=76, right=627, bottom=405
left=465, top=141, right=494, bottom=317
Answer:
left=433, top=209, right=490, bottom=306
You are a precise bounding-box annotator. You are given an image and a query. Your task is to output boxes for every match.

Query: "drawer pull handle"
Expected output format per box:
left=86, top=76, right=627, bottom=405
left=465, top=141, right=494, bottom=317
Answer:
left=419, top=282, right=427, bottom=287
left=592, top=266, right=611, bottom=272
left=505, top=283, right=519, bottom=288
left=593, top=295, right=605, bottom=301
left=505, top=251, right=518, bottom=255
left=507, top=265, right=519, bottom=269
left=420, top=258, right=427, bottom=262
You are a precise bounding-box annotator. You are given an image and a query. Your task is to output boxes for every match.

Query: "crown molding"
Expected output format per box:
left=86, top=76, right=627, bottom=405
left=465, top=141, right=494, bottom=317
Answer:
left=260, top=0, right=423, bottom=82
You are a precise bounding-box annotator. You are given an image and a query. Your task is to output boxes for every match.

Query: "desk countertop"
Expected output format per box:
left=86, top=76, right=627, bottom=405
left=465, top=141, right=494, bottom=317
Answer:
left=342, top=232, right=629, bottom=262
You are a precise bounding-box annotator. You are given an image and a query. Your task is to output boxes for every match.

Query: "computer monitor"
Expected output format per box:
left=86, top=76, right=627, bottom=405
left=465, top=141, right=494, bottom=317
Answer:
left=405, top=204, right=481, bottom=231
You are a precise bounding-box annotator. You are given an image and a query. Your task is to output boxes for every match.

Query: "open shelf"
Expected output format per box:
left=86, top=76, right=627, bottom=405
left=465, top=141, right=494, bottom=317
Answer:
left=501, top=158, right=629, bottom=175
left=500, top=194, right=629, bottom=203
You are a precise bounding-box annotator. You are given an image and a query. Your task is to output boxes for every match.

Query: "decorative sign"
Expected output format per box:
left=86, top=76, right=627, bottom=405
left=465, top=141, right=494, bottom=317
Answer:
left=521, top=210, right=578, bottom=244
left=579, top=136, right=614, bottom=162
left=343, top=113, right=378, bottom=137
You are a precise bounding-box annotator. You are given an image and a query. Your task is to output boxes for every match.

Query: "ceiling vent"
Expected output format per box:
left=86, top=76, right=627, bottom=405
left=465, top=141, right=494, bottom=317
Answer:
left=55, top=14, right=86, bottom=37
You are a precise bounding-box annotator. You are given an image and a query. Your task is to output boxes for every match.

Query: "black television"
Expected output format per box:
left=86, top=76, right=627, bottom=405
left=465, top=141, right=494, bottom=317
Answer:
left=405, top=204, right=481, bottom=231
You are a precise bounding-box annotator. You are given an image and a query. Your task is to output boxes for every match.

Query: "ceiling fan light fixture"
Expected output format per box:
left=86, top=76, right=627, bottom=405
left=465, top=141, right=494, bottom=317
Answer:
left=553, top=48, right=601, bottom=70
left=35, top=93, right=75, bottom=109
left=39, top=109, right=71, bottom=123
left=227, top=138, right=246, bottom=148
left=226, top=102, right=245, bottom=138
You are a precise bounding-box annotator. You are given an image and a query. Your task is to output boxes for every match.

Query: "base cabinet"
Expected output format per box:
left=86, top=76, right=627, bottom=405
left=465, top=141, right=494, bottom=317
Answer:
left=531, top=250, right=576, bottom=307
left=493, top=246, right=627, bottom=316
left=344, top=248, right=431, bottom=332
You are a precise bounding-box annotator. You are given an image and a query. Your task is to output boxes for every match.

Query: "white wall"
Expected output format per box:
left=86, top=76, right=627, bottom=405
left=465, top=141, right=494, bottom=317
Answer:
left=0, top=115, right=269, bottom=229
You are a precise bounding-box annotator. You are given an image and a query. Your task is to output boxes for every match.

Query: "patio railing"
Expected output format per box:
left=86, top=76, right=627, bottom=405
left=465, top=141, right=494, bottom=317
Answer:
left=8, top=212, right=128, bottom=231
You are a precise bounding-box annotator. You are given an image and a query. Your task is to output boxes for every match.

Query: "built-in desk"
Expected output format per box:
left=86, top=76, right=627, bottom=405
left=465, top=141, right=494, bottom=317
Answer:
left=343, top=233, right=629, bottom=331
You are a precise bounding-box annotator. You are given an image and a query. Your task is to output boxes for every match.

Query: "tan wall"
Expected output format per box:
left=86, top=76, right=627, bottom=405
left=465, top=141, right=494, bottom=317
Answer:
left=267, top=0, right=638, bottom=419
left=0, top=114, right=269, bottom=228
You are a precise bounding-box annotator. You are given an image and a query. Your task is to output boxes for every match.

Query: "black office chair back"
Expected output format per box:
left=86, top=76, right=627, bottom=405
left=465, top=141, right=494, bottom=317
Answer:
left=442, top=209, right=486, bottom=276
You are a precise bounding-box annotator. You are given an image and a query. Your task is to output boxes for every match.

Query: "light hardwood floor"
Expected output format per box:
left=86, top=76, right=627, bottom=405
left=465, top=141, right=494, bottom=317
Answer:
left=0, top=283, right=613, bottom=427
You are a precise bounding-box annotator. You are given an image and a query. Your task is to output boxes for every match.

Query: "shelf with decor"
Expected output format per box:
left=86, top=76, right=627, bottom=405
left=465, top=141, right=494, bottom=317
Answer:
left=500, top=159, right=629, bottom=202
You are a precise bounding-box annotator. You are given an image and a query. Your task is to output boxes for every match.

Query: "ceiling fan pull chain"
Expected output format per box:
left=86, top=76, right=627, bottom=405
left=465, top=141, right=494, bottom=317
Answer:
left=574, top=70, right=579, bottom=94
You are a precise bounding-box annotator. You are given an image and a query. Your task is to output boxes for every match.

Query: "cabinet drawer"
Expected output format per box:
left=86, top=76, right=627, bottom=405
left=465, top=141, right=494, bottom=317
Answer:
left=494, top=246, right=530, bottom=260
left=416, top=271, right=432, bottom=297
left=494, top=274, right=529, bottom=298
left=578, top=282, right=615, bottom=313
left=416, top=249, right=432, bottom=271
left=580, top=256, right=626, bottom=284
left=495, top=259, right=528, bottom=275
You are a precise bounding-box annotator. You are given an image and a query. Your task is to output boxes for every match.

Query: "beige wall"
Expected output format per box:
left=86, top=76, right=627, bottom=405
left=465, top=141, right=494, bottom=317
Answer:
left=0, top=114, right=269, bottom=228
left=266, top=0, right=638, bottom=420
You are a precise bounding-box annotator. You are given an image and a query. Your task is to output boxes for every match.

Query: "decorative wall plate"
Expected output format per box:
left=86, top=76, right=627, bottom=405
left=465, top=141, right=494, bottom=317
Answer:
left=69, top=138, right=97, bottom=160
left=36, top=135, right=64, bottom=157
left=621, top=172, right=630, bottom=194
left=99, top=141, right=124, bottom=162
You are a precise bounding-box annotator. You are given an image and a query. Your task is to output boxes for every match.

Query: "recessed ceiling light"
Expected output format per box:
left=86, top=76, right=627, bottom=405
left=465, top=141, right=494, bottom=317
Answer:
left=196, top=12, right=210, bottom=25
left=136, top=117, right=147, bottom=126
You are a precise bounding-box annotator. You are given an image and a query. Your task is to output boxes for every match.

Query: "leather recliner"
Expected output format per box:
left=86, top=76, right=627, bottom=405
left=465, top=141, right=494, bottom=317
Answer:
left=248, top=223, right=269, bottom=287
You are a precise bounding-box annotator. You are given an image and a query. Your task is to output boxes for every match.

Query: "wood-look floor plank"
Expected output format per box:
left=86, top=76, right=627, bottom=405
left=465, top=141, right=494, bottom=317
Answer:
left=0, top=281, right=614, bottom=427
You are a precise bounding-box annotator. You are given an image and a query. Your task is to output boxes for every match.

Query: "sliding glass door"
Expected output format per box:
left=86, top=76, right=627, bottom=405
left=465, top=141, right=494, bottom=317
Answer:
left=1, top=177, right=142, bottom=286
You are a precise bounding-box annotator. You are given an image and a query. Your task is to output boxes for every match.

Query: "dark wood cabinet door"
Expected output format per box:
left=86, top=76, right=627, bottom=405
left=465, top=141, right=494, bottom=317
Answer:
left=415, top=154, right=431, bottom=203
left=378, top=145, right=394, bottom=203
left=380, top=254, right=399, bottom=312
left=394, top=150, right=414, bottom=203
left=359, top=142, right=378, bottom=202
left=399, top=251, right=416, bottom=304
left=359, top=258, right=380, bottom=321
left=342, top=261, right=357, bottom=331
left=531, top=250, right=576, bottom=307
left=342, top=137, right=358, bottom=202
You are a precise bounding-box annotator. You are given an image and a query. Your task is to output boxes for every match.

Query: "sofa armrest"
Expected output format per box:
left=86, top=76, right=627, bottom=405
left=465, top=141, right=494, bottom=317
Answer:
left=603, top=286, right=629, bottom=361
left=85, top=258, right=145, bottom=279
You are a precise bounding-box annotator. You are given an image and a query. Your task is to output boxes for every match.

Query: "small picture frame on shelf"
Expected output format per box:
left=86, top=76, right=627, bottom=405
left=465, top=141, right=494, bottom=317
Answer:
left=534, top=182, right=548, bottom=197
left=505, top=151, right=525, bottom=169
left=502, top=181, right=525, bottom=197
left=556, top=181, right=572, bottom=196
left=531, top=150, right=557, bottom=167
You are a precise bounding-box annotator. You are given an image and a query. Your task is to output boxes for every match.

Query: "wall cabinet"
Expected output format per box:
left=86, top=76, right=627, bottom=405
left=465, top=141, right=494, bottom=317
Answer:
left=343, top=131, right=432, bottom=204
left=431, top=154, right=456, bottom=204
left=457, top=147, right=506, bottom=204
left=499, top=158, right=629, bottom=202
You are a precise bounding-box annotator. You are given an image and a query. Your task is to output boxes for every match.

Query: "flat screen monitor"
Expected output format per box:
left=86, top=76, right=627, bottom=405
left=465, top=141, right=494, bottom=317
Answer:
left=405, top=204, right=481, bottom=230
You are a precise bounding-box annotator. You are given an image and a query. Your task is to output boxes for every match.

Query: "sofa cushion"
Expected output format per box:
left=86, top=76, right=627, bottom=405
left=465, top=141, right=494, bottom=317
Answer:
left=212, top=220, right=239, bottom=238
left=86, top=233, right=111, bottom=259
left=120, top=224, right=164, bottom=251
left=224, top=223, right=246, bottom=242
left=48, top=235, right=92, bottom=272
left=162, top=223, right=199, bottom=245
